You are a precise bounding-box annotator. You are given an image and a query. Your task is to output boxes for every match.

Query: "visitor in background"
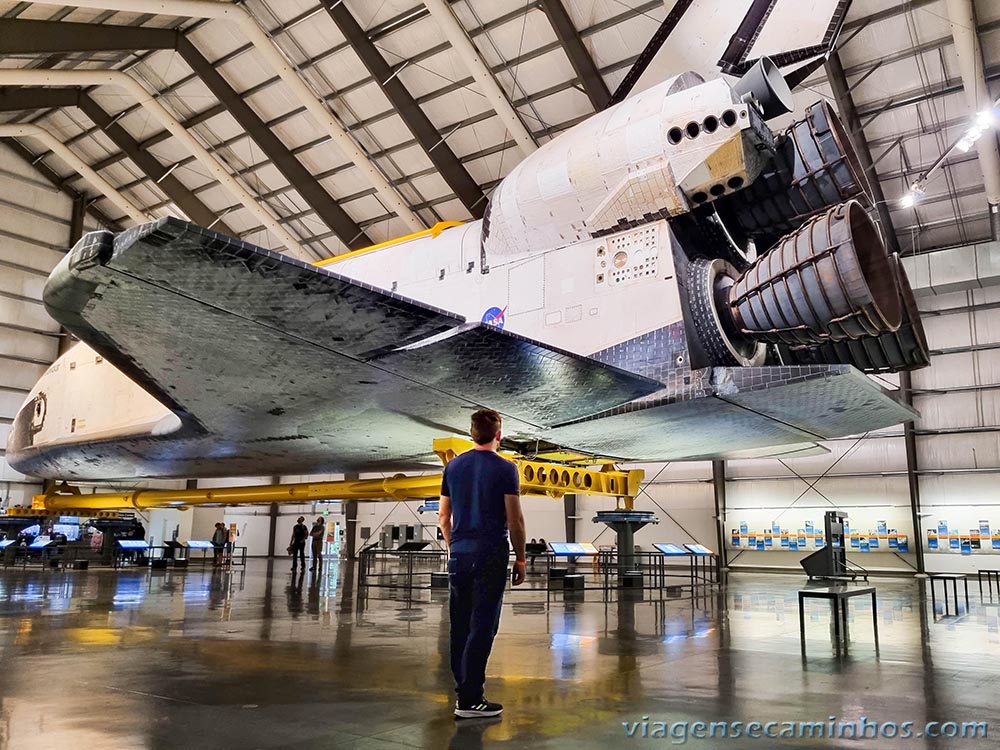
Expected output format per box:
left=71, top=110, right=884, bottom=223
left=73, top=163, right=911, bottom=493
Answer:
left=130, top=521, right=147, bottom=564
left=211, top=522, right=227, bottom=566
left=310, top=517, right=325, bottom=572
left=289, top=516, right=308, bottom=572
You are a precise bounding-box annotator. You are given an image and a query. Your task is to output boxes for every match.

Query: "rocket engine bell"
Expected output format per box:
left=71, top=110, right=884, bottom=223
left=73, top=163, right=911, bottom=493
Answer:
left=721, top=101, right=871, bottom=241
left=779, top=255, right=931, bottom=373
left=729, top=201, right=901, bottom=345
left=683, top=199, right=928, bottom=374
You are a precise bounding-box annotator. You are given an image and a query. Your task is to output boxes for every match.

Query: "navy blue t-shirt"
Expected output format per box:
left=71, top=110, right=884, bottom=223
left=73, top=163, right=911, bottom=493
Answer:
left=441, top=450, right=520, bottom=554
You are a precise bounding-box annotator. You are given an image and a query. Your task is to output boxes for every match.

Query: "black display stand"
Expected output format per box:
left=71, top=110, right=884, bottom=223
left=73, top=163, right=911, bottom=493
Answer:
left=800, top=511, right=867, bottom=581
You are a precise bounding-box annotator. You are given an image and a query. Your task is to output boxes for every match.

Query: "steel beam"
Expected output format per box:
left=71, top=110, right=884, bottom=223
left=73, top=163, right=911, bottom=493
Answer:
left=539, top=0, right=610, bottom=110
left=0, top=85, right=229, bottom=233
left=77, top=93, right=230, bottom=233
left=0, top=17, right=177, bottom=54
left=0, top=136, right=122, bottom=230
left=176, top=37, right=370, bottom=249
left=65, top=3, right=651, bottom=201
left=267, top=475, right=280, bottom=558
left=422, top=0, right=537, bottom=155
left=0, top=19, right=367, bottom=248
left=608, top=0, right=694, bottom=106
left=899, top=371, right=926, bottom=575
left=712, top=460, right=728, bottom=569
left=59, top=195, right=87, bottom=356
left=826, top=50, right=902, bottom=255
left=323, top=0, right=486, bottom=218
left=0, top=86, right=80, bottom=112
left=564, top=493, right=577, bottom=544
left=344, top=499, right=358, bottom=562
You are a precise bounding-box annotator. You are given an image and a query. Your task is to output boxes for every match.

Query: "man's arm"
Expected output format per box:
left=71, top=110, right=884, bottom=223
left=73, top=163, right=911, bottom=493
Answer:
left=438, top=496, right=452, bottom=551
left=505, top=494, right=527, bottom=585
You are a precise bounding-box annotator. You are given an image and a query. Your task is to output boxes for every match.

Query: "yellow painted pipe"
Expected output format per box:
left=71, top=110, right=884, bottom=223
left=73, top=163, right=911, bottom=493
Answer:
left=32, top=442, right=643, bottom=513
left=35, top=474, right=445, bottom=512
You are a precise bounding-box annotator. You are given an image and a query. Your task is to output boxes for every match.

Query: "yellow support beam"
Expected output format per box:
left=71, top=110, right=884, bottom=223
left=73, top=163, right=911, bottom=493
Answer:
left=312, top=221, right=463, bottom=267
left=2, top=504, right=126, bottom=520
left=31, top=439, right=642, bottom=513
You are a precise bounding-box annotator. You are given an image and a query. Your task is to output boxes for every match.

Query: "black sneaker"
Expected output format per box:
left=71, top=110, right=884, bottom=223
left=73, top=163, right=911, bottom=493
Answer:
left=454, top=699, right=503, bottom=719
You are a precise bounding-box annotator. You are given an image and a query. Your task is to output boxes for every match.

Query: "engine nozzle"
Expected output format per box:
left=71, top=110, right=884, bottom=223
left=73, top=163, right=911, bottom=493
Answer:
left=724, top=101, right=871, bottom=238
left=781, top=254, right=930, bottom=373
left=728, top=201, right=901, bottom=346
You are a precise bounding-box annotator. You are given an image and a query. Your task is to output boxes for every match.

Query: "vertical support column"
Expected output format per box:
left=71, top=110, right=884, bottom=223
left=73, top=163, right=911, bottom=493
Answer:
left=69, top=193, right=86, bottom=243
left=267, top=504, right=278, bottom=558
left=900, top=371, right=926, bottom=576
left=712, top=460, right=729, bottom=570
left=616, top=522, right=636, bottom=580
left=59, top=194, right=87, bottom=356
left=266, top=476, right=281, bottom=557
left=344, top=472, right=359, bottom=561
left=564, top=493, right=576, bottom=543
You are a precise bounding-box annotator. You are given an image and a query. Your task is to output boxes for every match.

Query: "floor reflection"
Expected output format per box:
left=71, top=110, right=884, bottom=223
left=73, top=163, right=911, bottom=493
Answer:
left=0, top=562, right=997, bottom=749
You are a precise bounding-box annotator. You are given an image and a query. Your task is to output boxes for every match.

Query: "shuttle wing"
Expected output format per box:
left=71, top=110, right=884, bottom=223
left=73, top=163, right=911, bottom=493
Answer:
left=14, top=218, right=908, bottom=480
left=42, top=219, right=661, bottom=450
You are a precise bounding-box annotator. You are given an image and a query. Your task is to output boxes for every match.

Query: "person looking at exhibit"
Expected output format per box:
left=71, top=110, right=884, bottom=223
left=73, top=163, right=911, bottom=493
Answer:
left=439, top=409, right=526, bottom=719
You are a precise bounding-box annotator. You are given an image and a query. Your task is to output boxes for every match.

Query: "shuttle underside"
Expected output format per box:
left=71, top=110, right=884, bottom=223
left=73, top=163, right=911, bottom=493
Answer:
left=6, top=66, right=927, bottom=481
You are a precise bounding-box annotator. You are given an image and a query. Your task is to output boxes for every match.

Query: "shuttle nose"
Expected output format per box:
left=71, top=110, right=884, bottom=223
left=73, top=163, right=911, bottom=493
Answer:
left=6, top=393, right=45, bottom=470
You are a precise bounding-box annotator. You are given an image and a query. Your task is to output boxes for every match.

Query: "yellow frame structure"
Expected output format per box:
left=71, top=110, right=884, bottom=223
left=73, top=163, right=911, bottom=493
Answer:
left=27, top=438, right=642, bottom=513
left=312, top=221, right=463, bottom=268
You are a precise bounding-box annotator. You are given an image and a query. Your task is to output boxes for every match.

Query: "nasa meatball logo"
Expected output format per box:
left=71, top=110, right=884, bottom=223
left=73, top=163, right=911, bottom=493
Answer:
left=482, top=306, right=507, bottom=330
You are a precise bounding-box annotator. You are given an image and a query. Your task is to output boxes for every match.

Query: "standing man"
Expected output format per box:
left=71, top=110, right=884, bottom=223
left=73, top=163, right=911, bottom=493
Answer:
left=309, top=517, right=325, bottom=572
left=211, top=522, right=227, bottom=566
left=289, top=516, right=308, bottom=572
left=439, top=409, right=526, bottom=719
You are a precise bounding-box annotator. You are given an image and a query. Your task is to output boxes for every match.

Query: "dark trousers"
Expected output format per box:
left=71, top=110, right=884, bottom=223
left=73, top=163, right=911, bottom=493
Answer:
left=448, top=545, right=508, bottom=705
left=291, top=542, right=306, bottom=568
left=311, top=540, right=323, bottom=569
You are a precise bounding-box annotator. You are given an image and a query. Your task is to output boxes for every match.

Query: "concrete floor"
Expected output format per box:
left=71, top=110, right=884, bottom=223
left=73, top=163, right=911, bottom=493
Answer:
left=0, top=560, right=998, bottom=750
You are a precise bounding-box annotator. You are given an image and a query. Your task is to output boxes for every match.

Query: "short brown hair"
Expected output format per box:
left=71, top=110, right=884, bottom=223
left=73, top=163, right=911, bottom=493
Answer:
left=470, top=409, right=502, bottom=445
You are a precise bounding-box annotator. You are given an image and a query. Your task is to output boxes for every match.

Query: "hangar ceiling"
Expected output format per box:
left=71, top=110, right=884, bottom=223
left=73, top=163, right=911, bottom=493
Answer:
left=0, top=0, right=997, bottom=262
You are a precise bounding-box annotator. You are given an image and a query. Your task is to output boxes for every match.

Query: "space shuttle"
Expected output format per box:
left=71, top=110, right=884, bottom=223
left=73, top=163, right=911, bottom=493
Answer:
left=6, top=0, right=929, bottom=482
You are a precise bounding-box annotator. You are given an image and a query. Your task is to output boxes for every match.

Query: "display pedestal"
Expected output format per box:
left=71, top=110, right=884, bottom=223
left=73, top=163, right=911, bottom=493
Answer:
left=593, top=510, right=658, bottom=582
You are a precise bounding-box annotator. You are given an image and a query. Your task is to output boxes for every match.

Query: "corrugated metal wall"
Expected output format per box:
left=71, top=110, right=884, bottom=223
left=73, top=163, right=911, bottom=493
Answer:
left=0, top=142, right=72, bottom=507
